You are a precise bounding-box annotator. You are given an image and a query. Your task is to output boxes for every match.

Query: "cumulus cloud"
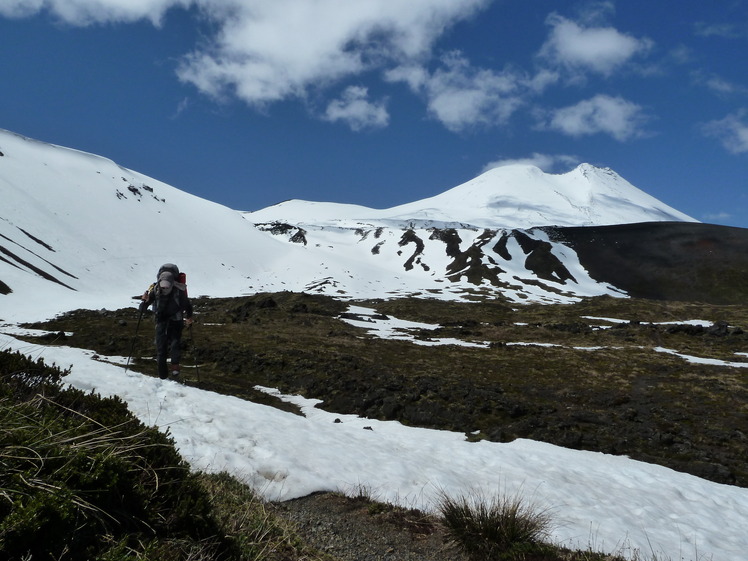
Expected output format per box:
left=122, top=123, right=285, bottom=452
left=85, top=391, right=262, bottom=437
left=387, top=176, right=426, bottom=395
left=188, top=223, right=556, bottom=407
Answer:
left=0, top=0, right=664, bottom=143
left=0, top=0, right=41, bottom=19
left=539, top=11, right=653, bottom=78
left=1, top=0, right=490, bottom=109
left=541, top=94, right=648, bottom=141
left=0, top=0, right=188, bottom=25
left=703, top=110, right=748, bottom=154
left=323, top=86, right=389, bottom=131
left=175, top=0, right=490, bottom=107
left=386, top=52, right=547, bottom=132
left=421, top=53, right=526, bottom=132
left=482, top=152, right=579, bottom=173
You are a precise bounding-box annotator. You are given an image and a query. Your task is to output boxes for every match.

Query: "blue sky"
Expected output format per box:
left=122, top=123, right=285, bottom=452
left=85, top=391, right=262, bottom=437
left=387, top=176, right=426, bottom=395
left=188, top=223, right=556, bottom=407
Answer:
left=1, top=0, right=747, bottom=227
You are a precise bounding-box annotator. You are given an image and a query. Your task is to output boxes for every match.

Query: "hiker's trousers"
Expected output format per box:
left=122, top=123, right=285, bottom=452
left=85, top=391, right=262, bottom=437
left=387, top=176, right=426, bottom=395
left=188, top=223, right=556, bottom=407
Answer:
left=155, top=319, right=184, bottom=379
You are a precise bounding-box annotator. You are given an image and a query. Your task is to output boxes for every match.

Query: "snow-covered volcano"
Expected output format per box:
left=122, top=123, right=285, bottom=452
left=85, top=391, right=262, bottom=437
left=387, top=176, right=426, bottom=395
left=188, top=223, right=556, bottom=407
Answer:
left=0, top=127, right=698, bottom=320
left=248, top=163, right=695, bottom=229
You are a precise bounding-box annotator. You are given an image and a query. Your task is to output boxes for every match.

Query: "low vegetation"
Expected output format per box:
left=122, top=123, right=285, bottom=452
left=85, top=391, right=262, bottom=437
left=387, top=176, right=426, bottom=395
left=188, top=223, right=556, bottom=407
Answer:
left=7, top=291, right=747, bottom=559
left=24, top=292, right=748, bottom=487
left=0, top=340, right=717, bottom=560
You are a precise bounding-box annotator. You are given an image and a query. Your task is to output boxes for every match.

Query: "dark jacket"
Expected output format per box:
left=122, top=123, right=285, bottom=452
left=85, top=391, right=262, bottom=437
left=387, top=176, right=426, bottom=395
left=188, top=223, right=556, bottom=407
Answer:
left=141, top=284, right=193, bottom=323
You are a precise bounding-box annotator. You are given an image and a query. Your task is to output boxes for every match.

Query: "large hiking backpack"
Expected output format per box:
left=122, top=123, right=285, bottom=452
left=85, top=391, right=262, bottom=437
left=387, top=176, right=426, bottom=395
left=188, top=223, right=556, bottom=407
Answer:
left=153, top=263, right=188, bottom=321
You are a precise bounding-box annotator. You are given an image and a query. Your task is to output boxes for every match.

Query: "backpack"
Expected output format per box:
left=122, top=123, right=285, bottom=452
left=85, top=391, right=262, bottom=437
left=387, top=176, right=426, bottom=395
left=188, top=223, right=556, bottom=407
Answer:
left=152, top=263, right=188, bottom=321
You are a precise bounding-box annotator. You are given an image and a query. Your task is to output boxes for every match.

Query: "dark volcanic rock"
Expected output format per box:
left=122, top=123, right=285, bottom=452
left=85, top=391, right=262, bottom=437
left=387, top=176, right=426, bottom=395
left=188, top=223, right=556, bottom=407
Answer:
left=545, top=222, right=748, bottom=304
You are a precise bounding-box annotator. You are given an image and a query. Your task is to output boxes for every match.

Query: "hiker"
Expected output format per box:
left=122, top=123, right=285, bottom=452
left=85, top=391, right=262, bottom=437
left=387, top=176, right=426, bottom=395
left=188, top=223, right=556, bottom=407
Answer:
left=140, top=265, right=193, bottom=381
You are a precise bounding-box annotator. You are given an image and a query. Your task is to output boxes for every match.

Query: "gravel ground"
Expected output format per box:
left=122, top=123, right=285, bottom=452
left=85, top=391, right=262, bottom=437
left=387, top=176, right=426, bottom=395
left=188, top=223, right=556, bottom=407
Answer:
left=271, top=492, right=469, bottom=561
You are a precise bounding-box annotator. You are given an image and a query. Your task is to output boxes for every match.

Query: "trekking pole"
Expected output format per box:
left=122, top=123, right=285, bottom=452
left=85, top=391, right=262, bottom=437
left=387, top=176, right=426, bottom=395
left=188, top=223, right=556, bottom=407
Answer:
left=188, top=323, right=200, bottom=384
left=125, top=305, right=145, bottom=374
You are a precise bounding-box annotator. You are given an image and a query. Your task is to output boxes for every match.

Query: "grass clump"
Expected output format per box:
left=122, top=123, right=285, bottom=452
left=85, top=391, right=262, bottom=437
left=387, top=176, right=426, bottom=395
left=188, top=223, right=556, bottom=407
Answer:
left=0, top=349, right=328, bottom=561
left=437, top=489, right=554, bottom=560
left=435, top=489, right=679, bottom=561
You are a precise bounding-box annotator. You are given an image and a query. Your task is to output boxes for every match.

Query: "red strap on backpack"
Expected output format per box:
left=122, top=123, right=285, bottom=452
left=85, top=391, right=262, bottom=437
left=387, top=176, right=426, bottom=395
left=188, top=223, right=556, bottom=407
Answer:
left=178, top=272, right=188, bottom=296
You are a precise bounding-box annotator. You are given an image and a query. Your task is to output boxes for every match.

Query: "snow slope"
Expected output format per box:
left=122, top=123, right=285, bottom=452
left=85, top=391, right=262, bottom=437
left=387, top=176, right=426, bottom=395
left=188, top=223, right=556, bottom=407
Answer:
left=0, top=129, right=285, bottom=318
left=1, top=127, right=694, bottom=320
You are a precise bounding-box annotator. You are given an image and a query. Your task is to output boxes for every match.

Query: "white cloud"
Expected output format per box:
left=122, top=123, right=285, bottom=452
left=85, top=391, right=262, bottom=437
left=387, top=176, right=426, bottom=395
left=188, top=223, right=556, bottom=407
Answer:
left=323, top=86, right=389, bottom=131
left=703, top=211, right=733, bottom=222
left=694, top=21, right=747, bottom=39
left=542, top=94, right=648, bottom=141
left=176, top=0, right=491, bottom=107
left=170, top=96, right=191, bottom=119
left=539, top=11, right=653, bottom=77
left=387, top=52, right=534, bottom=132
left=424, top=54, right=525, bottom=131
left=482, top=153, right=579, bottom=174
left=575, top=1, right=616, bottom=25
left=0, top=0, right=188, bottom=25
left=384, top=64, right=430, bottom=92
left=0, top=0, right=43, bottom=18
left=703, top=110, right=748, bottom=154
left=692, top=71, right=748, bottom=97
left=526, top=68, right=560, bottom=93
left=0, top=0, right=662, bottom=142
left=1, top=0, right=490, bottom=108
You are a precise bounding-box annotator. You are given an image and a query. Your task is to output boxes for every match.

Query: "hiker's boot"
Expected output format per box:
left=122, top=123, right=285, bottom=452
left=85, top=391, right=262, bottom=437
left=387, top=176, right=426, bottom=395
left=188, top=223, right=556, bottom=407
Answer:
left=170, top=364, right=181, bottom=382
left=158, top=359, right=168, bottom=380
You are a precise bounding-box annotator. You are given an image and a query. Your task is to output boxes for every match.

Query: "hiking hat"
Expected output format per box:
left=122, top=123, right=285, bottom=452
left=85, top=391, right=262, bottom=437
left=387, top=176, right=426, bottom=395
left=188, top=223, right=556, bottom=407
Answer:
left=158, top=271, right=175, bottom=294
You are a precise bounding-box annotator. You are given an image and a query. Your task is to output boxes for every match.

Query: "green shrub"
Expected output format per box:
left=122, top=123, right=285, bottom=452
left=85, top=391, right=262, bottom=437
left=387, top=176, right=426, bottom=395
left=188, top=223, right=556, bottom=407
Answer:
left=437, top=489, right=554, bottom=560
left=0, top=349, right=231, bottom=560
left=0, top=349, right=68, bottom=400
